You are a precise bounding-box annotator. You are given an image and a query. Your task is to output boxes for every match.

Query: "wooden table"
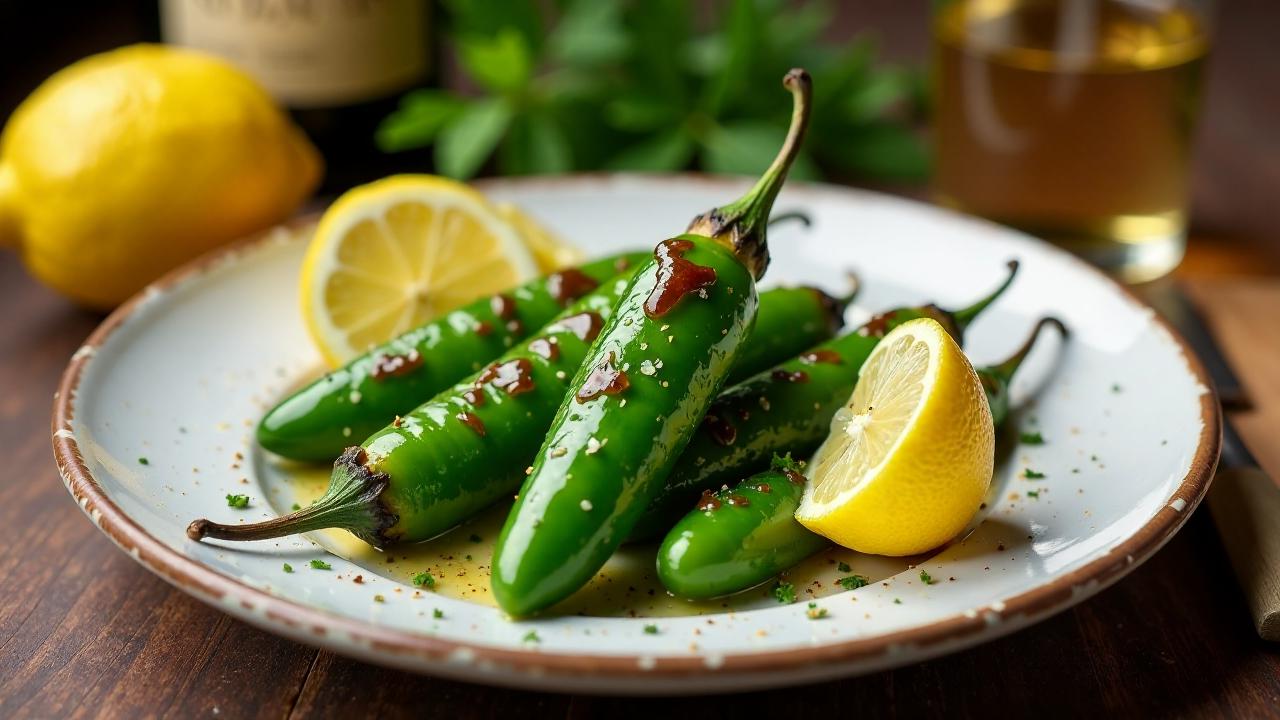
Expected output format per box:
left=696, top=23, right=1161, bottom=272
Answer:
left=5, top=2, right=1280, bottom=717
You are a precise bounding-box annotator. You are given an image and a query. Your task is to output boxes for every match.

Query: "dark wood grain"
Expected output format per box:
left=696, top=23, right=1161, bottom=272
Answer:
left=3, top=1, right=1280, bottom=717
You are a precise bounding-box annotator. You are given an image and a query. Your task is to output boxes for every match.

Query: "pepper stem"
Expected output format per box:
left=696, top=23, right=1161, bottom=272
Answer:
left=766, top=210, right=812, bottom=229
left=186, top=448, right=397, bottom=548
left=686, top=68, right=813, bottom=279
left=951, top=260, right=1020, bottom=331
left=989, top=316, right=1069, bottom=385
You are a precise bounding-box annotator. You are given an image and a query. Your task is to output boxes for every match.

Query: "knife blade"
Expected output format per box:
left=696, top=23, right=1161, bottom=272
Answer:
left=1137, top=280, right=1248, bottom=408
left=1151, top=283, right=1279, bottom=641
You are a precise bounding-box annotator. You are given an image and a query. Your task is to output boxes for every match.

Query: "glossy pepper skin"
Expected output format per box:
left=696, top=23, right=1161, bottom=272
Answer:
left=186, top=279, right=845, bottom=546
left=655, top=317, right=1067, bottom=600
left=657, top=455, right=824, bottom=599
left=258, top=252, right=646, bottom=462
left=726, top=286, right=846, bottom=384
left=627, top=261, right=1020, bottom=542
left=490, top=70, right=813, bottom=617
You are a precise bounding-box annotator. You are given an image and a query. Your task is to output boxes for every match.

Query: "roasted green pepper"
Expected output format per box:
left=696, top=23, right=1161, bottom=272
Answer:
left=489, top=69, right=814, bottom=616
left=656, top=317, right=1067, bottom=599
left=258, top=253, right=644, bottom=462
left=187, top=279, right=848, bottom=545
left=627, top=260, right=1021, bottom=541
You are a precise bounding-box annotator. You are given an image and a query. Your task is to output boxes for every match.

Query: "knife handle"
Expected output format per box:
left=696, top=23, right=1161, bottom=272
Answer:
left=1208, top=466, right=1280, bottom=641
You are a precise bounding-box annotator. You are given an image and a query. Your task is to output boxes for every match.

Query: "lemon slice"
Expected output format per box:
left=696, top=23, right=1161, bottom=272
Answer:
left=795, top=318, right=994, bottom=556
left=300, top=175, right=538, bottom=365
left=495, top=202, right=585, bottom=273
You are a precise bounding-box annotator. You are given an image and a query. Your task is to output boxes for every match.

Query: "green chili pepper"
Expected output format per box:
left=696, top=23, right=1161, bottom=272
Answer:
left=489, top=70, right=814, bottom=617
left=257, top=253, right=645, bottom=462
left=186, top=281, right=848, bottom=546
left=656, top=317, right=1067, bottom=600
left=728, top=284, right=850, bottom=384
left=626, top=260, right=1021, bottom=542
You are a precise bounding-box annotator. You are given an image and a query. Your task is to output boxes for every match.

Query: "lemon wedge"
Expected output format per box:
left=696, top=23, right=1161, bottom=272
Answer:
left=495, top=202, right=585, bottom=273
left=300, top=175, right=538, bottom=365
left=795, top=318, right=994, bottom=556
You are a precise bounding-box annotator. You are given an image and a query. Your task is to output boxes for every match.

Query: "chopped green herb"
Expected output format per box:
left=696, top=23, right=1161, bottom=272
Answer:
left=1090, top=454, right=1099, bottom=462
left=773, top=581, right=797, bottom=604
left=1071, top=468, right=1081, bottom=474
left=225, top=493, right=250, bottom=508
left=1019, top=431, right=1045, bottom=445
left=919, top=570, right=936, bottom=585
left=1027, top=489, right=1041, bottom=499
left=309, top=559, right=332, bottom=570
left=1023, top=468, right=1046, bottom=480
left=469, top=534, right=482, bottom=543
left=806, top=602, right=828, bottom=620
left=412, top=572, right=436, bottom=588
left=894, top=598, right=903, bottom=605
left=138, top=457, right=150, bottom=465
left=522, top=631, right=541, bottom=644
left=291, top=502, right=301, bottom=511
left=373, top=594, right=385, bottom=603
left=643, top=624, right=659, bottom=635
left=1111, top=383, right=1123, bottom=393
left=433, top=608, right=444, bottom=619
left=837, top=575, right=869, bottom=590
left=836, top=561, right=852, bottom=573
left=282, top=563, right=294, bottom=573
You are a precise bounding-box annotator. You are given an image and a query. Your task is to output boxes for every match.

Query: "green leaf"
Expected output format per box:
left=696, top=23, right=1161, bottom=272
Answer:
left=622, top=0, right=690, bottom=106
left=845, top=67, right=913, bottom=122
left=436, top=98, right=513, bottom=179
left=702, top=0, right=764, bottom=116
left=444, top=0, right=544, bottom=55
left=501, top=112, right=573, bottom=175
left=701, top=122, right=819, bottom=180
left=457, top=28, right=533, bottom=94
left=375, top=91, right=466, bottom=152
left=768, top=0, right=833, bottom=57
left=549, top=0, right=629, bottom=66
left=824, top=122, right=931, bottom=182
left=605, top=94, right=679, bottom=132
left=606, top=129, right=695, bottom=172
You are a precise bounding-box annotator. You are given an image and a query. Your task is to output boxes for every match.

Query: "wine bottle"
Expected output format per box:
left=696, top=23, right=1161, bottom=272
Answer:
left=161, top=0, right=435, bottom=192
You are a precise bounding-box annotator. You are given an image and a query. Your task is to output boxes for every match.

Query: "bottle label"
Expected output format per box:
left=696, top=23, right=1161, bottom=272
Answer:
left=161, top=0, right=430, bottom=107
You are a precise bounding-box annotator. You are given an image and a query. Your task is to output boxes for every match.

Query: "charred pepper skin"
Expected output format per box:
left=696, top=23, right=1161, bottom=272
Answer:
left=728, top=286, right=848, bottom=384
left=354, top=280, right=836, bottom=543
left=493, top=240, right=759, bottom=615
left=657, top=456, right=824, bottom=600
left=627, top=261, right=1020, bottom=541
left=257, top=253, right=646, bottom=462
left=186, top=280, right=839, bottom=546
left=655, top=318, right=1067, bottom=600
left=490, top=70, right=813, bottom=617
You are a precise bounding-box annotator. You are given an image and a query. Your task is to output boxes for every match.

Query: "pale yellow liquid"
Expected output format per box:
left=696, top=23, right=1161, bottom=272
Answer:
left=269, top=461, right=916, bottom=617
left=934, top=0, right=1208, bottom=282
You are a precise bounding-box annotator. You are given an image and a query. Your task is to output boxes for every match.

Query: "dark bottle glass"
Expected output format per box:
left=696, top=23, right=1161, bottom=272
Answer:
left=161, top=0, right=436, bottom=193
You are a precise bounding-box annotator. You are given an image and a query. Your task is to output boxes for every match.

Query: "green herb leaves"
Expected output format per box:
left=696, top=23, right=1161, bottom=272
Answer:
left=377, top=0, right=925, bottom=182
left=225, top=494, right=249, bottom=509
left=837, top=574, right=869, bottom=590
left=773, top=580, right=797, bottom=604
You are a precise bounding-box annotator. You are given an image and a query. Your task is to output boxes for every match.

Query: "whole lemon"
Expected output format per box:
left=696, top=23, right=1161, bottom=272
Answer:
left=0, top=44, right=322, bottom=308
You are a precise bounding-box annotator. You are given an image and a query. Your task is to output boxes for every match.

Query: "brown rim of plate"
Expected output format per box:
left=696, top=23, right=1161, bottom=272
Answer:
left=51, top=175, right=1222, bottom=681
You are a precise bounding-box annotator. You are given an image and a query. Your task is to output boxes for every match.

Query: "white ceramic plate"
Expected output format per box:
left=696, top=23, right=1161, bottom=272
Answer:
left=54, top=175, right=1218, bottom=695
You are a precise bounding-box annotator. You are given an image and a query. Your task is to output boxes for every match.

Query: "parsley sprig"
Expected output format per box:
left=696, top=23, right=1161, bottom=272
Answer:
left=377, top=0, right=927, bottom=183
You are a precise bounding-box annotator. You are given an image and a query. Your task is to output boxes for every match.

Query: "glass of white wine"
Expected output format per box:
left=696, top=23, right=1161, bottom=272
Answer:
left=933, top=0, right=1212, bottom=282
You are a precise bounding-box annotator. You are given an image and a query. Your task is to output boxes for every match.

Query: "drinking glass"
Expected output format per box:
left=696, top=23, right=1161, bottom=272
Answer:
left=933, top=0, right=1212, bottom=282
